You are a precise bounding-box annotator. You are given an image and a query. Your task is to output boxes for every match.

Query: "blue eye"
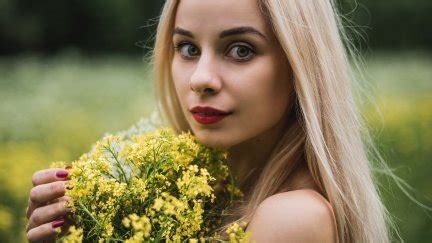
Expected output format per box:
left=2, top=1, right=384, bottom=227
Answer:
left=174, top=42, right=200, bottom=58
left=227, top=44, right=255, bottom=61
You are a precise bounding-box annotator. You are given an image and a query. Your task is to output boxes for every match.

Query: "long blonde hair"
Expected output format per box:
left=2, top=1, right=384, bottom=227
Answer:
left=152, top=0, right=391, bottom=242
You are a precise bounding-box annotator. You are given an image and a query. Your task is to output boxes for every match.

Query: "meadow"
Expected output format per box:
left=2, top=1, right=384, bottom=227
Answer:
left=0, top=51, right=430, bottom=242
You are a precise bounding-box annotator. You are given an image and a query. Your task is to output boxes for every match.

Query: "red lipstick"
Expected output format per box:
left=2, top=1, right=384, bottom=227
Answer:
left=190, top=106, right=232, bottom=125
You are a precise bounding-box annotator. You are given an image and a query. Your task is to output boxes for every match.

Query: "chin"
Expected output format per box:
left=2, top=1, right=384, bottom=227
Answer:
left=193, top=130, right=233, bottom=150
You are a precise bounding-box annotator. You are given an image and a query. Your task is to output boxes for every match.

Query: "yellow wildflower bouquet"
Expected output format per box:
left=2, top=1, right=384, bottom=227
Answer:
left=51, top=114, right=250, bottom=242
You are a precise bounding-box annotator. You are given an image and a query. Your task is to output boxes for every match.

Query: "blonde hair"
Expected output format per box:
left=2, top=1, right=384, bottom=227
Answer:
left=152, top=0, right=392, bottom=242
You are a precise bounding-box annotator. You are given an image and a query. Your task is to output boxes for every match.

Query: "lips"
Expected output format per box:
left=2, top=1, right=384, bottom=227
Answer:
left=190, top=106, right=232, bottom=125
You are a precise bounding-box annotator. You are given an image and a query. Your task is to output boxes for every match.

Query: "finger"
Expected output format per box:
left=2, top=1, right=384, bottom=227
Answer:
left=48, top=195, right=71, bottom=204
left=26, top=198, right=44, bottom=220
left=27, top=200, right=72, bottom=231
left=27, top=196, right=72, bottom=222
left=29, top=181, right=67, bottom=204
left=32, top=168, right=70, bottom=186
left=27, top=218, right=65, bottom=243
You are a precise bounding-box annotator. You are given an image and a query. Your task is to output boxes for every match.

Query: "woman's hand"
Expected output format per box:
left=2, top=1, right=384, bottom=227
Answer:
left=26, top=168, right=72, bottom=242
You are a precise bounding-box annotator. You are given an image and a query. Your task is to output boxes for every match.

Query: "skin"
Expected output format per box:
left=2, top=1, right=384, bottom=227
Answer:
left=26, top=0, right=336, bottom=242
left=246, top=189, right=338, bottom=242
left=171, top=0, right=293, bottom=187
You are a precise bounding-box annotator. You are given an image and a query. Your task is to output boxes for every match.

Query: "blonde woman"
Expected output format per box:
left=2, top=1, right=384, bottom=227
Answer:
left=26, top=0, right=392, bottom=242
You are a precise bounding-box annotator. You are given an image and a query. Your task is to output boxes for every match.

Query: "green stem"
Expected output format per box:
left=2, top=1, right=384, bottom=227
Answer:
left=78, top=201, right=103, bottom=229
left=105, top=143, right=129, bottom=183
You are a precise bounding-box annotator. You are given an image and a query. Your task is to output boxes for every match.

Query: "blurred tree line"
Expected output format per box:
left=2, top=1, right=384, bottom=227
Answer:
left=1, top=0, right=431, bottom=55
left=0, top=0, right=432, bottom=54
left=0, top=1, right=164, bottom=55
left=338, top=0, right=432, bottom=50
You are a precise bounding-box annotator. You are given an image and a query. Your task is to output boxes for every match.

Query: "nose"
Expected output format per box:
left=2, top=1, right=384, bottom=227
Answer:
left=189, top=53, right=222, bottom=96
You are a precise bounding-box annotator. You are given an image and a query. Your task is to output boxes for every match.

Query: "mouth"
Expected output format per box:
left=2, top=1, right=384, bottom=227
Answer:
left=190, top=106, right=233, bottom=125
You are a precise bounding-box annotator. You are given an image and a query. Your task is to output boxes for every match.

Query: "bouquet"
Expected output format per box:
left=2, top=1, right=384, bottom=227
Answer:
left=50, top=114, right=251, bottom=242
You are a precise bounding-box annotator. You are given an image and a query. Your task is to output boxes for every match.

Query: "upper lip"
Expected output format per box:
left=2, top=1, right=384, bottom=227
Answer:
left=190, top=106, right=232, bottom=115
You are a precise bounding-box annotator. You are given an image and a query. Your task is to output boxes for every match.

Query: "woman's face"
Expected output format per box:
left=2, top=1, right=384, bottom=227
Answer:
left=171, top=0, right=292, bottom=149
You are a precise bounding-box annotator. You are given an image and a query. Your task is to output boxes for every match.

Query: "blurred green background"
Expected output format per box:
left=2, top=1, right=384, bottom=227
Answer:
left=0, top=0, right=431, bottom=242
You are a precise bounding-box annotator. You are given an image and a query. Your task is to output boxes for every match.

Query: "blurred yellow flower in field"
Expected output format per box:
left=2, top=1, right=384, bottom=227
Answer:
left=365, top=96, right=432, bottom=156
left=0, top=206, right=12, bottom=232
left=0, top=142, right=50, bottom=200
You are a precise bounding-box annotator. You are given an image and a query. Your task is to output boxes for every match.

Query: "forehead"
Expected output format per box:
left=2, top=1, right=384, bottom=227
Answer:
left=174, top=0, right=270, bottom=37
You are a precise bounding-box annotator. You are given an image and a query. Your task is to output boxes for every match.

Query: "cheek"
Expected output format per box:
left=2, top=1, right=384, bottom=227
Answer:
left=237, top=58, right=291, bottom=114
left=229, top=57, right=292, bottom=135
left=171, top=60, right=191, bottom=104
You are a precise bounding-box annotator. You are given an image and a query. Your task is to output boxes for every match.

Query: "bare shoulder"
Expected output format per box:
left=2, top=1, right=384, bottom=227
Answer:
left=246, top=189, right=338, bottom=243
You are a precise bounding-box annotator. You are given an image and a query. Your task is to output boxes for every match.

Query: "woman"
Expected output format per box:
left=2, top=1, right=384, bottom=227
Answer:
left=26, top=0, right=392, bottom=242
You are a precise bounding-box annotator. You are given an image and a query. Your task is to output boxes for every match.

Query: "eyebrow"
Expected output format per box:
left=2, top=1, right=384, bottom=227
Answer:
left=173, top=26, right=267, bottom=40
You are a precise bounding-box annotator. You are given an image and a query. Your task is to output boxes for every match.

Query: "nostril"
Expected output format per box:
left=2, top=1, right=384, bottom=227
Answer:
left=204, top=88, right=214, bottom=93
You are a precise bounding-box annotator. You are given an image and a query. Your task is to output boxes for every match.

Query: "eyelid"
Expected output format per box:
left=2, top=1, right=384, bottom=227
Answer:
left=173, top=41, right=192, bottom=51
left=226, top=41, right=255, bottom=50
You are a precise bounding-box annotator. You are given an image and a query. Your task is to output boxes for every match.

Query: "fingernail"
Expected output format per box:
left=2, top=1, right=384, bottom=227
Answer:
left=56, top=170, right=69, bottom=178
left=52, top=218, right=64, bottom=228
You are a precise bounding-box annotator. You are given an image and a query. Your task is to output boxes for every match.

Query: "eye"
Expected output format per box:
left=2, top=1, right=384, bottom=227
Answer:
left=174, top=42, right=200, bottom=58
left=227, top=43, right=255, bottom=61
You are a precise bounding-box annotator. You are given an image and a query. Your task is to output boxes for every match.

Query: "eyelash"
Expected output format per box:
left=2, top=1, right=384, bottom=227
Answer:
left=173, top=41, right=256, bottom=62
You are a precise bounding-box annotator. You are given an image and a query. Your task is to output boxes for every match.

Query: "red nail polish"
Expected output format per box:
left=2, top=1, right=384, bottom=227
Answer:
left=52, top=219, right=64, bottom=228
left=56, top=170, right=69, bottom=178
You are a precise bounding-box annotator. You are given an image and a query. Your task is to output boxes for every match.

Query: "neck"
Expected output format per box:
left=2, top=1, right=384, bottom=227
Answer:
left=227, top=115, right=289, bottom=194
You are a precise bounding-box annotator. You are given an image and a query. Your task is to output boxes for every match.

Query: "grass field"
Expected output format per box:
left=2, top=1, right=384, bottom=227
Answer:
left=0, top=51, right=430, bottom=242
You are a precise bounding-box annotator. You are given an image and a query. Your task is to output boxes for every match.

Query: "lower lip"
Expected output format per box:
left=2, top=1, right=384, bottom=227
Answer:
left=192, top=113, right=231, bottom=125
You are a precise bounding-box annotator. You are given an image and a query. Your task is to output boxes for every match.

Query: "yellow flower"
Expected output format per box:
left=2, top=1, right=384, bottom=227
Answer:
left=123, top=213, right=152, bottom=240
left=62, top=226, right=83, bottom=243
left=176, top=165, right=215, bottom=200
left=54, top=126, right=240, bottom=242
left=225, top=222, right=252, bottom=243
